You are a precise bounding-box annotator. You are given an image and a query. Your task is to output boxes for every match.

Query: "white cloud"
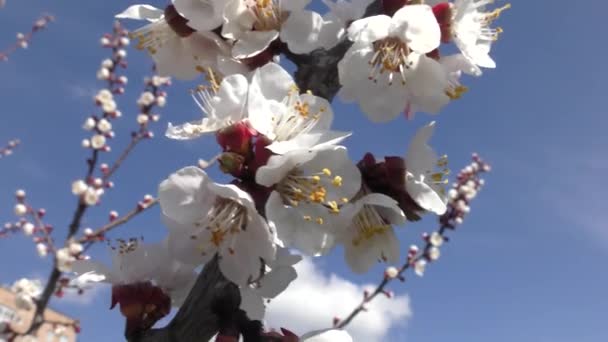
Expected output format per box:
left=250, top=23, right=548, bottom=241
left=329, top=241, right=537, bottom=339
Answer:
left=265, top=258, right=411, bottom=342
left=65, top=83, right=98, bottom=101
left=60, top=283, right=105, bottom=305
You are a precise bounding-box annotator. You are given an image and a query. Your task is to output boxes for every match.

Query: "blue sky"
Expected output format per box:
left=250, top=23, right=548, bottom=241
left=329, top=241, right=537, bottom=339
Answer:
left=1, top=0, right=607, bottom=341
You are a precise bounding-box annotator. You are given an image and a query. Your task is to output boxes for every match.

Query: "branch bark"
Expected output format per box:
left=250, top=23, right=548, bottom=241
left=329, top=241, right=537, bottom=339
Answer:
left=132, top=256, right=240, bottom=342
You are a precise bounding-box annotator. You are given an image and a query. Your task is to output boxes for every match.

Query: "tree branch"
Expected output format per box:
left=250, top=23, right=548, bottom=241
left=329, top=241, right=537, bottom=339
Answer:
left=282, top=0, right=383, bottom=101
left=133, top=256, right=240, bottom=342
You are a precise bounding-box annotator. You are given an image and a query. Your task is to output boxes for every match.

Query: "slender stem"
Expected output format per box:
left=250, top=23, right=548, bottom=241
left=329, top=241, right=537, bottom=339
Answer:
left=0, top=14, right=54, bottom=62
left=80, top=198, right=158, bottom=250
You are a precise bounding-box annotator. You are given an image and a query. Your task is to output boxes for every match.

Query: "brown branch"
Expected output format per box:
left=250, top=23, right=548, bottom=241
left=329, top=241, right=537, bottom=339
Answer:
left=131, top=256, right=241, bottom=342
left=79, top=198, right=158, bottom=249
left=281, top=0, right=383, bottom=101
left=0, top=14, right=54, bottom=62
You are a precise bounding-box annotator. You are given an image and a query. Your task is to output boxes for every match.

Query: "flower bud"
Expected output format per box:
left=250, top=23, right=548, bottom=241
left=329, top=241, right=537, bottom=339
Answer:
left=216, top=122, right=254, bottom=155
left=218, top=152, right=246, bottom=177
left=14, top=203, right=27, bottom=216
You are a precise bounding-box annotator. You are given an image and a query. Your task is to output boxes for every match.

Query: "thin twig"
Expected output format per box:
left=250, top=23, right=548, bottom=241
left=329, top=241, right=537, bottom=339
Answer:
left=80, top=198, right=158, bottom=249
left=0, top=14, right=54, bottom=62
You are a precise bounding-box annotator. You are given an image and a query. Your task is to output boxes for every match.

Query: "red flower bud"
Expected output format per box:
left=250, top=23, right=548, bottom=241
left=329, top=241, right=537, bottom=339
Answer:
left=432, top=3, right=453, bottom=43
left=216, top=122, right=254, bottom=155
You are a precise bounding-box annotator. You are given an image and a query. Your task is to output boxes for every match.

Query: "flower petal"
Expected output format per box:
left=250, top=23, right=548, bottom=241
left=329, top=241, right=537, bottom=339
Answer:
left=280, top=10, right=325, bottom=54
left=158, top=166, right=214, bottom=225
left=232, top=30, right=279, bottom=59
left=116, top=5, right=163, bottom=21
left=347, top=15, right=391, bottom=45
left=391, top=4, right=440, bottom=53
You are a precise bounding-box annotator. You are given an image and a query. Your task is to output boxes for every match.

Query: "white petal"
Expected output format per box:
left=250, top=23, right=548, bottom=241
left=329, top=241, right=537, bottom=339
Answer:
left=406, top=56, right=450, bottom=114
left=264, top=192, right=335, bottom=256
left=116, top=5, right=163, bottom=21
left=173, top=0, right=224, bottom=31
left=250, top=62, right=295, bottom=103
left=232, top=30, right=279, bottom=59
left=318, top=17, right=345, bottom=49
left=358, top=193, right=406, bottom=224
left=257, top=264, right=297, bottom=298
left=391, top=4, right=440, bottom=53
left=405, top=180, right=447, bottom=214
left=211, top=73, right=249, bottom=120
left=280, top=10, right=325, bottom=54
left=441, top=53, right=481, bottom=76
left=347, top=15, right=391, bottom=44
left=406, top=121, right=438, bottom=174
left=256, top=150, right=318, bottom=187
left=266, top=130, right=351, bottom=155
left=165, top=217, right=213, bottom=266
left=219, top=215, right=276, bottom=286
left=71, top=260, right=113, bottom=283
left=158, top=166, right=214, bottom=225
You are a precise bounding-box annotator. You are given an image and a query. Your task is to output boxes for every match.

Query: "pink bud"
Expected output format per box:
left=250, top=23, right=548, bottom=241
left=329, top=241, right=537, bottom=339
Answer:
left=109, top=211, right=118, bottom=221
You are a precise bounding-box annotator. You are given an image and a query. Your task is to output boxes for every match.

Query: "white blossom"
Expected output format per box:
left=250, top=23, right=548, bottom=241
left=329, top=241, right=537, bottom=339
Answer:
left=257, top=146, right=361, bottom=256
left=14, top=203, right=27, bottom=216
left=238, top=247, right=301, bottom=320
left=71, top=180, right=88, bottom=196
left=116, top=4, right=240, bottom=80
left=36, top=243, right=48, bottom=257
left=91, top=134, right=106, bottom=149
left=56, top=247, right=76, bottom=272
left=404, top=121, right=448, bottom=215
left=22, top=222, right=35, bottom=235
left=318, top=0, right=374, bottom=49
left=247, top=63, right=350, bottom=154
left=159, top=166, right=276, bottom=286
left=72, top=240, right=196, bottom=306
left=428, top=246, right=441, bottom=260
left=166, top=73, right=249, bottom=140
left=430, top=232, right=444, bottom=246
left=414, top=259, right=427, bottom=277
left=338, top=4, right=451, bottom=122
left=221, top=0, right=325, bottom=58
left=97, top=118, right=112, bottom=133
left=437, top=0, right=511, bottom=75
left=336, top=193, right=405, bottom=273
left=172, top=0, right=227, bottom=32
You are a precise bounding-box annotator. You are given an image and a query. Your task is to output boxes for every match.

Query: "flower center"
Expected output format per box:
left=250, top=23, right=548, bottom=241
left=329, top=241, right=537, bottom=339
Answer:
left=247, top=0, right=285, bottom=31
left=351, top=204, right=391, bottom=247
left=131, top=19, right=175, bottom=55
left=369, top=37, right=413, bottom=85
left=191, top=199, right=247, bottom=255
left=271, top=87, right=328, bottom=141
left=277, top=167, right=347, bottom=224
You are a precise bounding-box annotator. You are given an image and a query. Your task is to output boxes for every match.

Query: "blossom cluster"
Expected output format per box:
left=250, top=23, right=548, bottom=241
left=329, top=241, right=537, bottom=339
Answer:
left=63, top=0, right=506, bottom=339
left=117, top=0, right=508, bottom=122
